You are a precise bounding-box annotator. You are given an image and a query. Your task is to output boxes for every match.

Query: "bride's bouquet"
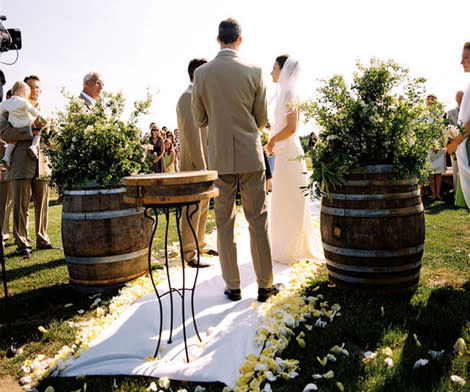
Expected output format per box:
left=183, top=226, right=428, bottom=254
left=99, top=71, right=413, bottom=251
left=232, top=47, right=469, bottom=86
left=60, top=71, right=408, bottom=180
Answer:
left=444, top=125, right=461, bottom=145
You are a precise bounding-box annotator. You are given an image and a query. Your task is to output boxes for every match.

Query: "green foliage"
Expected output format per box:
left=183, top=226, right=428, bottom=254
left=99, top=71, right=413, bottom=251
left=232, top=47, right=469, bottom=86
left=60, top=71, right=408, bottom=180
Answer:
left=45, top=91, right=153, bottom=190
left=301, top=59, right=447, bottom=198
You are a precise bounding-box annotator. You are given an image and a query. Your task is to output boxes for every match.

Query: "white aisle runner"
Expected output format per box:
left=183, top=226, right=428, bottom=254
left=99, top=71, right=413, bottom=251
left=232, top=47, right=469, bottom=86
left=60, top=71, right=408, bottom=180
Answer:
left=61, top=200, right=323, bottom=388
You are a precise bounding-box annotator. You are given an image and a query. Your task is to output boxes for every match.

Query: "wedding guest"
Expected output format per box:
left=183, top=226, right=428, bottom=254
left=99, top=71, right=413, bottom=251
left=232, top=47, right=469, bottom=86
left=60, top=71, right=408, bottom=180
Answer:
left=0, top=75, right=59, bottom=258
left=192, top=18, right=279, bottom=302
left=447, top=91, right=464, bottom=189
left=79, top=72, right=103, bottom=109
left=149, top=125, right=165, bottom=173
left=426, top=94, right=446, bottom=200
left=163, top=138, right=176, bottom=172
left=177, top=58, right=217, bottom=268
left=0, top=137, right=11, bottom=246
left=266, top=55, right=315, bottom=263
left=0, top=90, right=11, bottom=246
left=447, top=42, right=470, bottom=208
left=308, top=131, right=317, bottom=168
left=174, top=128, right=181, bottom=171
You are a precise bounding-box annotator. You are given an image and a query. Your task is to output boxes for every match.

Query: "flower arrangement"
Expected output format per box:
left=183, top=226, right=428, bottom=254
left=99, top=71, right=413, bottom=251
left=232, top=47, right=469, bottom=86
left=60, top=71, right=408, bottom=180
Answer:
left=45, top=91, right=153, bottom=190
left=301, top=59, right=447, bottom=197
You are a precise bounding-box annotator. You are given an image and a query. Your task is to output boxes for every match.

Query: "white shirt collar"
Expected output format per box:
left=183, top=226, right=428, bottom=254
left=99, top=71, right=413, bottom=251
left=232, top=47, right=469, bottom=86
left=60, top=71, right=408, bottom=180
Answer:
left=81, top=91, right=95, bottom=105
left=220, top=48, right=237, bottom=53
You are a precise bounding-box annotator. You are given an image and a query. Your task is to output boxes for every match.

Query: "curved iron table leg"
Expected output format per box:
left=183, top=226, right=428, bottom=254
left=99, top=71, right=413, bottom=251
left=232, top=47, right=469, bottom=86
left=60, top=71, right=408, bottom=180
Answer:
left=163, top=207, right=174, bottom=344
left=144, top=201, right=205, bottom=362
left=144, top=208, right=164, bottom=358
left=186, top=202, right=202, bottom=342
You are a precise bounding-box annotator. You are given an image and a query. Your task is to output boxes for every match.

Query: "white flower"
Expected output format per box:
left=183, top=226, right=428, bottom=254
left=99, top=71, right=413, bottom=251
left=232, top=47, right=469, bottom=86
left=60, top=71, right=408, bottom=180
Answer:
left=384, top=358, right=394, bottom=367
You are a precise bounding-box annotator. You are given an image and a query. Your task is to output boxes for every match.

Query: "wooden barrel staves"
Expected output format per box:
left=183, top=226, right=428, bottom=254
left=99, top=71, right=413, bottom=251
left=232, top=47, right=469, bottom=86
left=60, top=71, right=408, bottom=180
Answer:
left=320, top=165, right=425, bottom=294
left=62, top=186, right=152, bottom=293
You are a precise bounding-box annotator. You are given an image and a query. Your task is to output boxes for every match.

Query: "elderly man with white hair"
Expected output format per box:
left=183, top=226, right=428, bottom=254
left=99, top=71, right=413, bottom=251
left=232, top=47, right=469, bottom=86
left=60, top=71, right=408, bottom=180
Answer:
left=79, top=72, right=103, bottom=108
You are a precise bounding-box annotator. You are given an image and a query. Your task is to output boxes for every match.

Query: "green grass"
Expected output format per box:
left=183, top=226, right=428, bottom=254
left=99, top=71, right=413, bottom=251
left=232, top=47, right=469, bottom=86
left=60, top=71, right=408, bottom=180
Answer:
left=1, top=194, right=470, bottom=392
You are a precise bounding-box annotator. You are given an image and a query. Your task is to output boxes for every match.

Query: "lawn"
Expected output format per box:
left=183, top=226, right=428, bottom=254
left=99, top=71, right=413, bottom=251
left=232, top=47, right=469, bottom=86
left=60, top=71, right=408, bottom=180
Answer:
left=0, top=193, right=469, bottom=392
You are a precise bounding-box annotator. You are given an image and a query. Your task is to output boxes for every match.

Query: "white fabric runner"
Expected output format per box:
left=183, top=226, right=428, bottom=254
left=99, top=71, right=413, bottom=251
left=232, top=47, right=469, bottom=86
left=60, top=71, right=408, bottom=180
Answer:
left=61, top=200, right=323, bottom=388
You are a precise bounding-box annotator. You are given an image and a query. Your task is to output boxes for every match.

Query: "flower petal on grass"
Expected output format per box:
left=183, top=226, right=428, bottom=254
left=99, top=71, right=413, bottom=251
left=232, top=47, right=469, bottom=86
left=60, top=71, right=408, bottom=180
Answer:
left=450, top=375, right=466, bottom=386
left=302, top=383, right=318, bottom=391
left=384, top=358, right=394, bottom=367
left=454, top=338, right=467, bottom=355
left=428, top=349, right=445, bottom=359
left=323, top=370, right=335, bottom=379
left=413, top=359, right=429, bottom=369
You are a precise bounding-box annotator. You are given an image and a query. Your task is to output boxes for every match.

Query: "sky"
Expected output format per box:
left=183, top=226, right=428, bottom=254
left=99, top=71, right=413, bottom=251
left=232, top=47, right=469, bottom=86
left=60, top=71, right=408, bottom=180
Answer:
left=1, top=0, right=470, bottom=136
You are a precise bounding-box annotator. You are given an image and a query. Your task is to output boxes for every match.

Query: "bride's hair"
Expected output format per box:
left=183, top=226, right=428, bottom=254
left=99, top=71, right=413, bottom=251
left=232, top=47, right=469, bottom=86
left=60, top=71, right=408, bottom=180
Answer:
left=276, top=55, right=290, bottom=69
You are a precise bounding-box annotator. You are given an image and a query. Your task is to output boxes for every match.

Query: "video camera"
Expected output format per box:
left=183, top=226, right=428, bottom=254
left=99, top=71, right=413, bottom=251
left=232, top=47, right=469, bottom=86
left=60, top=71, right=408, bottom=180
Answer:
left=0, top=16, right=21, bottom=52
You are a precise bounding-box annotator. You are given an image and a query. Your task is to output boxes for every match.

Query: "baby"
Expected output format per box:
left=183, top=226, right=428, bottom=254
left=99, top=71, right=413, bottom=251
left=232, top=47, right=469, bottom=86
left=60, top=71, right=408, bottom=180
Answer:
left=0, top=81, right=44, bottom=168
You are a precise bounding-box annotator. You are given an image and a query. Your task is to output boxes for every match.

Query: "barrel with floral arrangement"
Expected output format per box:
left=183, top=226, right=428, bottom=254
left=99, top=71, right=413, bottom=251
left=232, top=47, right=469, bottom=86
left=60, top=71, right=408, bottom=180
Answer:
left=302, top=59, right=447, bottom=294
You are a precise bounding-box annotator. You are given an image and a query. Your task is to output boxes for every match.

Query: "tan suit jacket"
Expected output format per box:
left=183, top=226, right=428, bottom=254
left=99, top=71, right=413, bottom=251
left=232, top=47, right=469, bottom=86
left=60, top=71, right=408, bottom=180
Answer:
left=192, top=50, right=267, bottom=175
left=191, top=49, right=273, bottom=290
left=177, top=84, right=210, bottom=260
left=177, top=84, right=207, bottom=171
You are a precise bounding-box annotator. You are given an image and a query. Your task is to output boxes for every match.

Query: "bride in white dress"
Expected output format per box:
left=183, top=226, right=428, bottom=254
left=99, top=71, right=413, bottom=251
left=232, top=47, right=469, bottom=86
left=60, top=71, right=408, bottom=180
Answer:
left=266, top=55, right=315, bottom=264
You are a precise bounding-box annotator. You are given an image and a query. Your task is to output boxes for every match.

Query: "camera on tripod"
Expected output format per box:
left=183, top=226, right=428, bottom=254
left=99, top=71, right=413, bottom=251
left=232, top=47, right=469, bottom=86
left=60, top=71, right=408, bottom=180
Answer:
left=0, top=16, right=21, bottom=52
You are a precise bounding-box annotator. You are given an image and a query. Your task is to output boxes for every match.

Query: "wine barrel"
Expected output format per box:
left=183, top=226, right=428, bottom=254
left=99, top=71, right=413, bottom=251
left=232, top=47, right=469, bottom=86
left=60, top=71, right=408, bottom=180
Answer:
left=320, top=165, right=424, bottom=294
left=62, top=186, right=152, bottom=293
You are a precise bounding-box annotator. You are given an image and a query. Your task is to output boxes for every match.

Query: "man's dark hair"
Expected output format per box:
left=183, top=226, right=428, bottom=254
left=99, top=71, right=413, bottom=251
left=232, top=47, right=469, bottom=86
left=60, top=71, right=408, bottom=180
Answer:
left=188, top=58, right=207, bottom=81
left=218, top=18, right=241, bottom=44
left=24, top=75, right=40, bottom=83
left=464, top=42, right=470, bottom=50
left=276, top=55, right=290, bottom=69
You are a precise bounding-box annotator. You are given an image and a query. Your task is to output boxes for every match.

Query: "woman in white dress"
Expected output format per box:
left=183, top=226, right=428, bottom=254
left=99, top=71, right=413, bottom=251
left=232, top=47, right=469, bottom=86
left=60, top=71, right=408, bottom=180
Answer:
left=448, top=41, right=470, bottom=207
left=266, top=55, right=315, bottom=264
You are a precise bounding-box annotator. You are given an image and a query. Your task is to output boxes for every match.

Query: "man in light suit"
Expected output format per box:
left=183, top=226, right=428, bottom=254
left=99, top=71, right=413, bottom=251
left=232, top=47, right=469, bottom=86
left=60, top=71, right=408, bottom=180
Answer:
left=192, top=18, right=279, bottom=302
left=447, top=90, right=464, bottom=189
left=79, top=72, right=103, bottom=108
left=0, top=75, right=58, bottom=258
left=177, top=58, right=218, bottom=268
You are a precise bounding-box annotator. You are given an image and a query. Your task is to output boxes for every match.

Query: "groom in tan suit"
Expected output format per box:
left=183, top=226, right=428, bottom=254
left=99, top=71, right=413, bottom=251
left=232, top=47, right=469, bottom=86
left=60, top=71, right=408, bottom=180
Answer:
left=177, top=58, right=218, bottom=268
left=192, top=18, right=279, bottom=302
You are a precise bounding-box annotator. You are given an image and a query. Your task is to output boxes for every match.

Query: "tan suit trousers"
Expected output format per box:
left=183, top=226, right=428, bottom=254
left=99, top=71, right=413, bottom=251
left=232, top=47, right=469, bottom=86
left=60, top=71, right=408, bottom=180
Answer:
left=12, top=178, right=50, bottom=251
left=215, top=171, right=273, bottom=290
left=181, top=198, right=209, bottom=261
left=0, top=181, right=11, bottom=240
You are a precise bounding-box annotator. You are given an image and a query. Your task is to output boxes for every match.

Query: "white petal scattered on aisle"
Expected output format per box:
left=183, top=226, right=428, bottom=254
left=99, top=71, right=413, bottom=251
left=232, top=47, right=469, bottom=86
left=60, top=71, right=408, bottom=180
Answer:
left=60, top=200, right=323, bottom=387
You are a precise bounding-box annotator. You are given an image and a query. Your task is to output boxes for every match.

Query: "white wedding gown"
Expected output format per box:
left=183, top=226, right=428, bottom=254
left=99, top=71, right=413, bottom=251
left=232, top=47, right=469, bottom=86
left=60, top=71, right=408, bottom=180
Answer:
left=269, top=109, right=315, bottom=264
